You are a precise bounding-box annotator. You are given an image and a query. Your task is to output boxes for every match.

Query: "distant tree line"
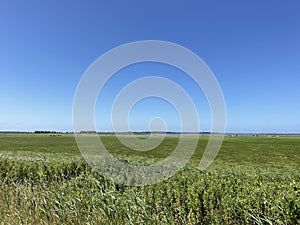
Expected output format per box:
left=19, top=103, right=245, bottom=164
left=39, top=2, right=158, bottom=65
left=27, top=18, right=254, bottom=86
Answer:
left=34, top=131, right=62, bottom=134
left=79, top=131, right=97, bottom=134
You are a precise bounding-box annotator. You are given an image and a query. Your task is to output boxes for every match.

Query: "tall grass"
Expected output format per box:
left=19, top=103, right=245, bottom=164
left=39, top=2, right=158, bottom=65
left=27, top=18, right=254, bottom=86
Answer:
left=0, top=158, right=299, bottom=224
left=0, top=135, right=299, bottom=224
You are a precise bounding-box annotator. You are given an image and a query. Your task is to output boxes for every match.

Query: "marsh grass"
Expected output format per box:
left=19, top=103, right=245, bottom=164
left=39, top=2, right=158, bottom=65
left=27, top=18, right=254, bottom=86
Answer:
left=0, top=135, right=299, bottom=224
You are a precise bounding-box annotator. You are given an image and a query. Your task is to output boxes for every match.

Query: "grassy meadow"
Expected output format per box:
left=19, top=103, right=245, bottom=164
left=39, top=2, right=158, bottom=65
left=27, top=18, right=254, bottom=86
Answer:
left=0, top=134, right=299, bottom=224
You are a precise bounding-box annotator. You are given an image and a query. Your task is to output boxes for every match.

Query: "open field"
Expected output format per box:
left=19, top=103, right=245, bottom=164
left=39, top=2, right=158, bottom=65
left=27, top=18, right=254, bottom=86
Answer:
left=0, top=135, right=299, bottom=224
left=1, top=135, right=299, bottom=175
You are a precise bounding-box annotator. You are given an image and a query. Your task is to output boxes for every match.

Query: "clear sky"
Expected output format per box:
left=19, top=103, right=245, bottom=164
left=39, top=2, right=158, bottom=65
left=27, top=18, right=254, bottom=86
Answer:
left=0, top=0, right=299, bottom=133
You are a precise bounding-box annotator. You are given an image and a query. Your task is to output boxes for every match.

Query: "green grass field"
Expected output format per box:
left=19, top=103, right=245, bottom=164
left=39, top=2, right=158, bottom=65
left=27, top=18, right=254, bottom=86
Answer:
left=0, top=135, right=299, bottom=224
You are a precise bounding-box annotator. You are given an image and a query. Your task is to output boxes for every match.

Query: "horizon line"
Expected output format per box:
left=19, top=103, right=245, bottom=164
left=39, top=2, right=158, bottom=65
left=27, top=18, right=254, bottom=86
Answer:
left=0, top=130, right=300, bottom=135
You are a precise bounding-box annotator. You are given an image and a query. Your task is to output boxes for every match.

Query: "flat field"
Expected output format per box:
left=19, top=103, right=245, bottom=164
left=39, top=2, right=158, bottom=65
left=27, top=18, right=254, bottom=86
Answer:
left=0, top=135, right=299, bottom=224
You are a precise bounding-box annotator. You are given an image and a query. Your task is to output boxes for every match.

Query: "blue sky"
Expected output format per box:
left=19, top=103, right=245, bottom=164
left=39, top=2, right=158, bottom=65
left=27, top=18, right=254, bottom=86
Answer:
left=0, top=0, right=299, bottom=133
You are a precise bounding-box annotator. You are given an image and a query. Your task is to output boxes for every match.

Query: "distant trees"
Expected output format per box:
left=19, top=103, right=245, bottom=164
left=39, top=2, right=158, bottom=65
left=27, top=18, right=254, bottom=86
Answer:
left=79, top=130, right=97, bottom=134
left=34, top=131, right=61, bottom=134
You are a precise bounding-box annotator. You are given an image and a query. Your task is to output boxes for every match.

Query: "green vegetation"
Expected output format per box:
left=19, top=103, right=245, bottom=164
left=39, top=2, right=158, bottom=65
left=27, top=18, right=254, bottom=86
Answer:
left=0, top=135, right=299, bottom=224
